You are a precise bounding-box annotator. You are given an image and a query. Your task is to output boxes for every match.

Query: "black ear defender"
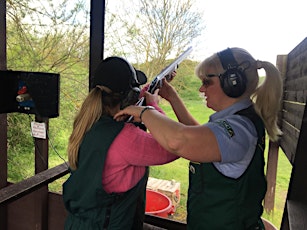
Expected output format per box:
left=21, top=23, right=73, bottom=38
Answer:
left=120, top=87, right=140, bottom=109
left=120, top=61, right=147, bottom=109
left=217, top=48, right=247, bottom=98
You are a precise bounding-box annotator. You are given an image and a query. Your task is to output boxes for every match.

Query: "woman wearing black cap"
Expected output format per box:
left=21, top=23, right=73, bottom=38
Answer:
left=115, top=47, right=283, bottom=230
left=62, top=57, right=178, bottom=229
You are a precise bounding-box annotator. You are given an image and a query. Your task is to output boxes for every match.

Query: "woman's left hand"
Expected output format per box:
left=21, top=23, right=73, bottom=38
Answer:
left=114, top=105, right=143, bottom=122
left=144, top=88, right=160, bottom=105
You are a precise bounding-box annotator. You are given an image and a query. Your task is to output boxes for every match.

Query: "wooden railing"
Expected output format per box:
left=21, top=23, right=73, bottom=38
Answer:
left=0, top=163, right=69, bottom=206
left=0, top=163, right=69, bottom=229
left=0, top=163, right=186, bottom=229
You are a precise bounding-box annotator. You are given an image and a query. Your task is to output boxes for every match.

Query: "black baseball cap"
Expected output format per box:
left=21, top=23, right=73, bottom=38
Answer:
left=92, top=56, right=147, bottom=93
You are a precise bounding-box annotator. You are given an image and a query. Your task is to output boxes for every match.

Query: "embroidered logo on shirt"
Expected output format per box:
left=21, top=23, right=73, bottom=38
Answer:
left=216, top=120, right=235, bottom=138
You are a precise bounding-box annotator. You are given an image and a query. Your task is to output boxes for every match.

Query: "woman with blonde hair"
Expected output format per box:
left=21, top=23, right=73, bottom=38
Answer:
left=63, top=57, right=178, bottom=230
left=115, top=47, right=283, bottom=229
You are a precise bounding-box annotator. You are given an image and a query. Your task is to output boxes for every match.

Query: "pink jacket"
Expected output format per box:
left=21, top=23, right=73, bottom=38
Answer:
left=102, top=102, right=178, bottom=193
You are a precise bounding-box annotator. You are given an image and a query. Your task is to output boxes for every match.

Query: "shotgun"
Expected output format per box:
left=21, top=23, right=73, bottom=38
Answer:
left=138, top=46, right=193, bottom=106
left=127, top=46, right=193, bottom=122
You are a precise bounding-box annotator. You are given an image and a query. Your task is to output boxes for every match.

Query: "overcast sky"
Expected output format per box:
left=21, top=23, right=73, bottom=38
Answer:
left=192, top=0, right=307, bottom=64
left=105, top=0, right=306, bottom=65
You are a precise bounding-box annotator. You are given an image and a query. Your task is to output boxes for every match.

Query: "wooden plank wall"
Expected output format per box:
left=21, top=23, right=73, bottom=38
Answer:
left=279, top=37, right=307, bottom=230
left=279, top=37, right=307, bottom=163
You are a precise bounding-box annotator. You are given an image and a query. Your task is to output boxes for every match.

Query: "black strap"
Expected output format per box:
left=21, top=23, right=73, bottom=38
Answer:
left=102, top=193, right=125, bottom=229
left=217, top=48, right=238, bottom=70
left=103, top=205, right=111, bottom=229
left=235, top=106, right=258, bottom=123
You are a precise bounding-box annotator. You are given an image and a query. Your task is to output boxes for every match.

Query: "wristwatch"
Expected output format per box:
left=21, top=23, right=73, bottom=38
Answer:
left=139, top=106, right=155, bottom=122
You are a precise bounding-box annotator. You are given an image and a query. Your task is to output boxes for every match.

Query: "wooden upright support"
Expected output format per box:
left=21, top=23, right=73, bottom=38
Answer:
left=0, top=0, right=7, bottom=228
left=33, top=116, right=49, bottom=230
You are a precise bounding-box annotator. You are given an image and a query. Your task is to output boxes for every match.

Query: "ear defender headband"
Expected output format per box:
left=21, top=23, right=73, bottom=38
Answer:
left=217, top=48, right=247, bottom=98
left=119, top=59, right=142, bottom=109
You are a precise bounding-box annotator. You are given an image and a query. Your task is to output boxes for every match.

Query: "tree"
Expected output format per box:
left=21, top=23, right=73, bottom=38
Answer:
left=5, top=0, right=204, bottom=182
left=104, top=0, right=204, bottom=79
left=5, top=0, right=91, bottom=181
left=6, top=0, right=89, bottom=72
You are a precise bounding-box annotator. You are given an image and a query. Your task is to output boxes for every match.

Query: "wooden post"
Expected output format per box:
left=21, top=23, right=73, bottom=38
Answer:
left=34, top=116, right=49, bottom=230
left=264, top=141, right=279, bottom=212
left=0, top=115, right=7, bottom=230
left=263, top=54, right=288, bottom=212
left=0, top=0, right=7, bottom=229
left=89, top=0, right=106, bottom=90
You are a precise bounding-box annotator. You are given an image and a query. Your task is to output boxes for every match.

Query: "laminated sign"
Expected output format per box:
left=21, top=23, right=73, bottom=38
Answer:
left=31, top=121, right=46, bottom=139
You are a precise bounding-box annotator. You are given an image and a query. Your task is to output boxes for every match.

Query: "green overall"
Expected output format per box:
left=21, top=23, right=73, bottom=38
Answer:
left=63, top=116, right=148, bottom=230
left=187, top=106, right=267, bottom=230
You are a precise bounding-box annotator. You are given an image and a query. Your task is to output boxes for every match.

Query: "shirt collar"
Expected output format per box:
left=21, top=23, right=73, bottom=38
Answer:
left=209, top=98, right=253, bottom=122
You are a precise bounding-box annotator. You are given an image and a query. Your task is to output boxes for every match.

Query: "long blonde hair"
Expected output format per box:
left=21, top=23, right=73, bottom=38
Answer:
left=196, top=47, right=283, bottom=142
left=67, top=86, right=122, bottom=170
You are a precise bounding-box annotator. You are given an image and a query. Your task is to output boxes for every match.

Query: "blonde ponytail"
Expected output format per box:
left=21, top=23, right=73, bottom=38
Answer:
left=67, top=88, right=103, bottom=170
left=252, top=61, right=283, bottom=142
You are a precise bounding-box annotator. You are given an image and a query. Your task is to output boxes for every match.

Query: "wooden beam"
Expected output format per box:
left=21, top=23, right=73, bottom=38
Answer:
left=144, top=214, right=186, bottom=230
left=264, top=141, right=279, bottom=212
left=0, top=163, right=69, bottom=206
left=89, top=0, right=106, bottom=90
left=33, top=116, right=49, bottom=230
left=0, top=0, right=7, bottom=228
